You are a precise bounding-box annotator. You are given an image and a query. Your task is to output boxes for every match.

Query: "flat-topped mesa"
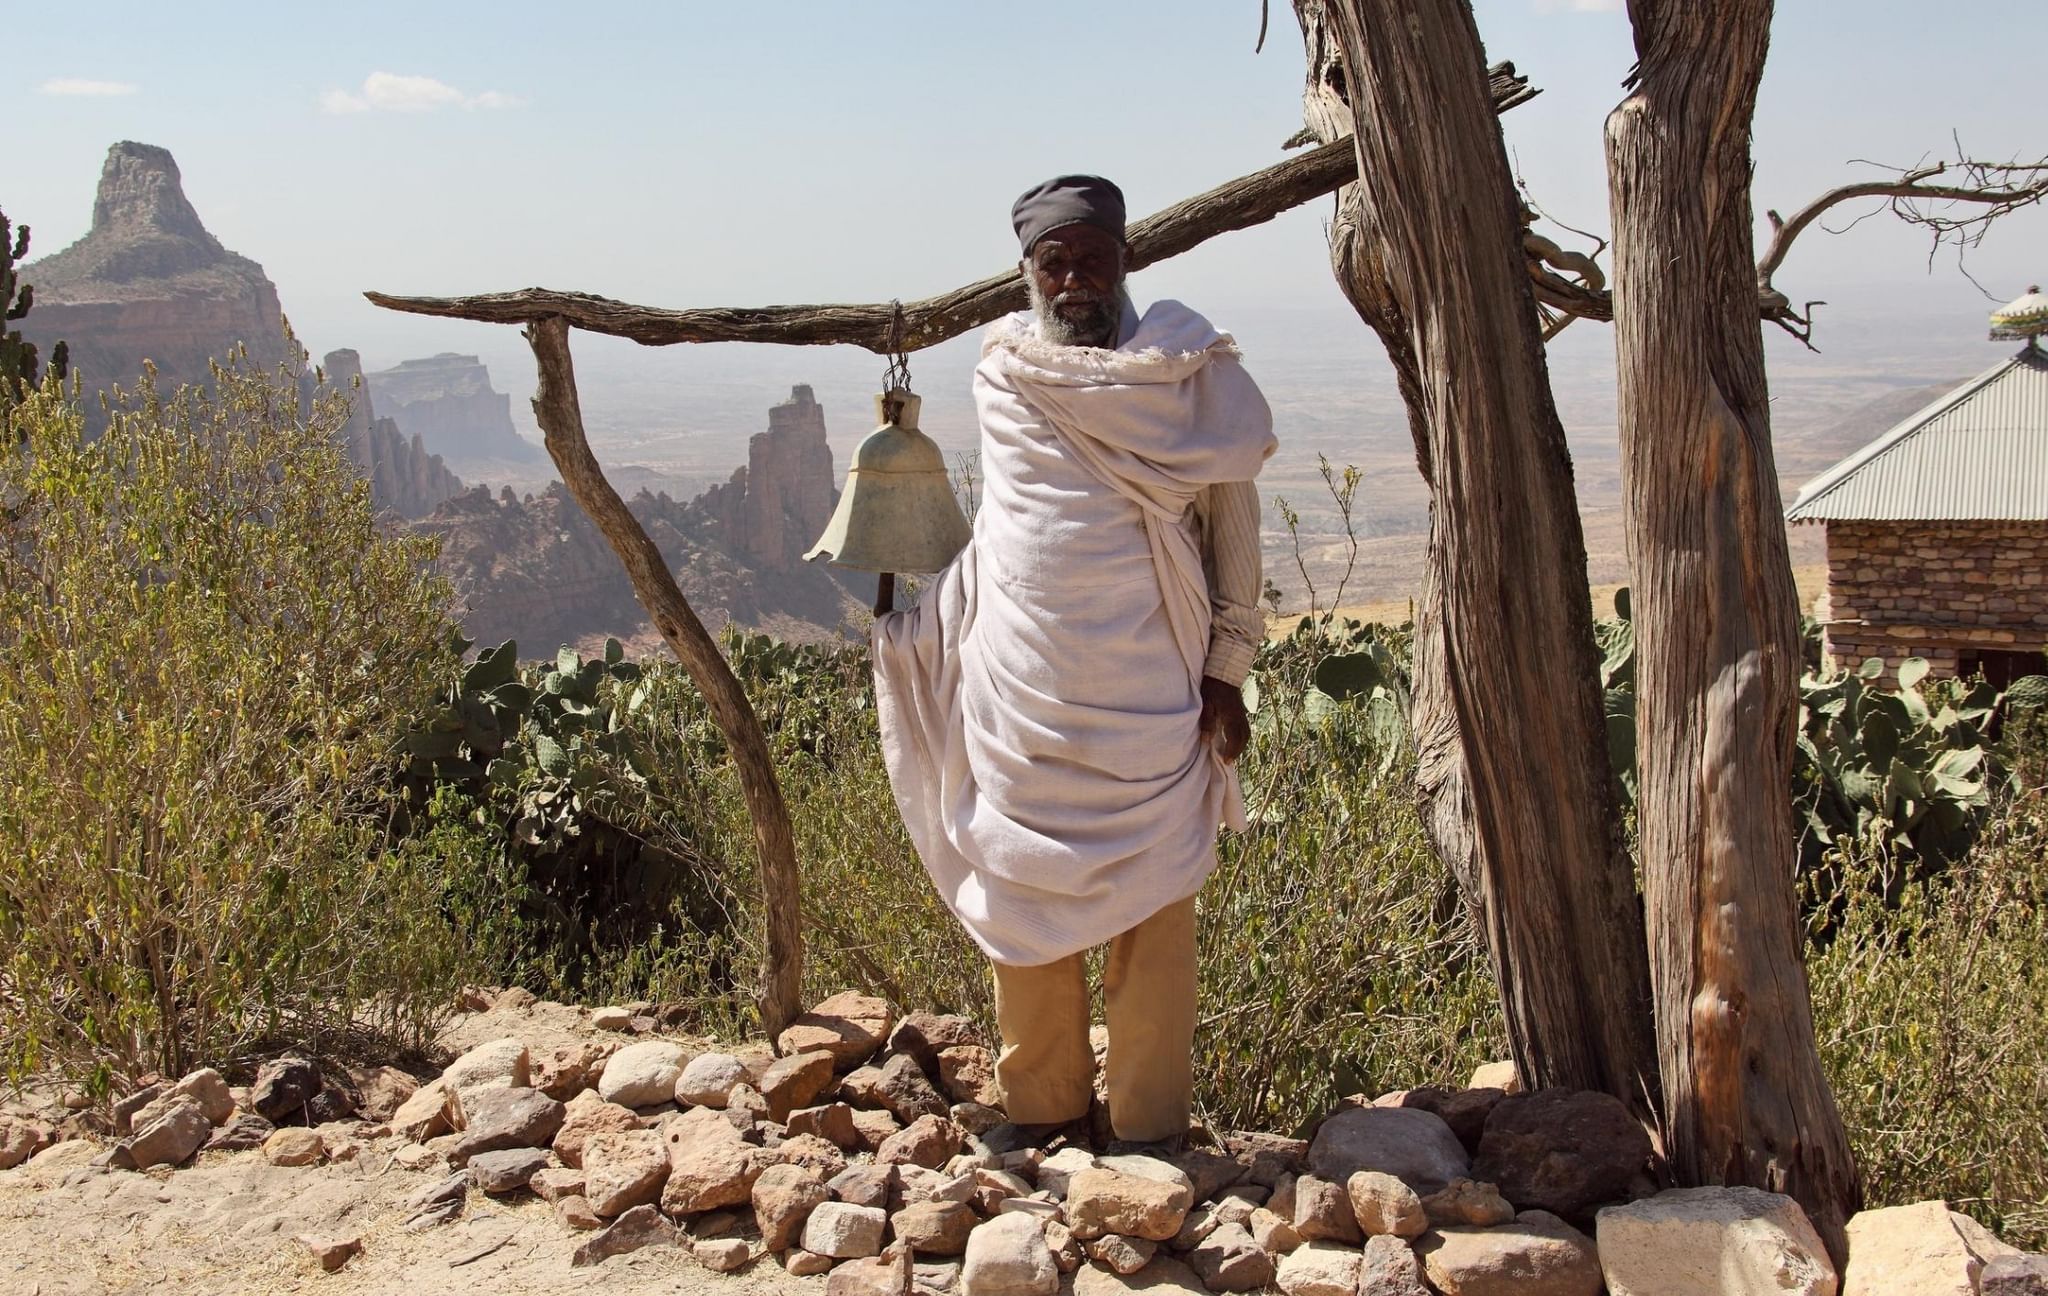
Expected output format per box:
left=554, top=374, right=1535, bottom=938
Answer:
left=365, top=352, right=543, bottom=469
left=315, top=348, right=463, bottom=521
left=18, top=141, right=287, bottom=407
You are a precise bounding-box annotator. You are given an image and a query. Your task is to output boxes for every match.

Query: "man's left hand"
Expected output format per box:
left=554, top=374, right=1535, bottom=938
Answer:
left=1198, top=676, right=1250, bottom=764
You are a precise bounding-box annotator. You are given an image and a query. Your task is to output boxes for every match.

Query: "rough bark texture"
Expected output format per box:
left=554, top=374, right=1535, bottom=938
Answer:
left=1606, top=0, right=1859, bottom=1259
left=524, top=317, right=803, bottom=1039
left=1299, top=0, right=1658, bottom=1118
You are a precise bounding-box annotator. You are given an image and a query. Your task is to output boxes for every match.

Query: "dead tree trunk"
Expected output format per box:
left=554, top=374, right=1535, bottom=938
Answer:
left=1606, top=0, right=1860, bottom=1256
left=1299, top=0, right=1658, bottom=1116
left=525, top=317, right=804, bottom=1040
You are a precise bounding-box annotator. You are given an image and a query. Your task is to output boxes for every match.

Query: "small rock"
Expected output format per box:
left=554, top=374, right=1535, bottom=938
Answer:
left=953, top=1102, right=1008, bottom=1136
left=251, top=1056, right=323, bottom=1123
left=677, top=1052, right=751, bottom=1108
left=263, top=1126, right=325, bottom=1167
left=134, top=1069, right=234, bottom=1129
left=1983, top=1254, right=2048, bottom=1295
left=787, top=1248, right=837, bottom=1275
left=404, top=1170, right=469, bottom=1229
left=696, top=1237, right=754, bottom=1271
left=390, top=1079, right=452, bottom=1142
left=494, top=985, right=538, bottom=1010
left=112, top=1083, right=165, bottom=1136
left=389, top=1141, right=440, bottom=1170
left=1038, top=1147, right=1100, bottom=1199
left=534, top=1040, right=618, bottom=1102
left=772, top=1131, right=851, bottom=1179
left=1171, top=1204, right=1221, bottom=1251
left=1418, top=1209, right=1601, bottom=1296
left=831, top=1252, right=916, bottom=1296
left=552, top=1091, right=641, bottom=1168
left=727, top=1082, right=771, bottom=1126
left=111, top=1096, right=211, bottom=1170
left=832, top=1163, right=898, bottom=1208
left=581, top=1128, right=670, bottom=1216
left=789, top=1102, right=863, bottom=1149
left=1248, top=1206, right=1304, bottom=1254
left=469, top=1146, right=550, bottom=1194
left=755, top=1162, right=833, bottom=1250
left=1471, top=1089, right=1652, bottom=1221
left=891, top=1013, right=982, bottom=1074
left=202, top=1112, right=274, bottom=1152
left=962, top=1211, right=1060, bottom=1296
left=1087, top=1234, right=1158, bottom=1276
left=804, top=1200, right=889, bottom=1259
left=896, top=1200, right=980, bottom=1255
left=1268, top=1173, right=1298, bottom=1221
left=1350, top=1170, right=1430, bottom=1238
left=1171, top=1148, right=1247, bottom=1203
left=1308, top=1107, right=1469, bottom=1196
left=529, top=1165, right=586, bottom=1202
left=1358, top=1233, right=1431, bottom=1296
left=447, top=1087, right=564, bottom=1166
left=875, top=1052, right=952, bottom=1123
left=591, top=1006, right=634, bottom=1031
left=1067, top=1167, right=1195, bottom=1242
left=779, top=991, right=895, bottom=1069
left=881, top=1113, right=966, bottom=1170
left=572, top=1202, right=677, bottom=1266
left=556, top=1194, right=605, bottom=1230
left=1292, top=1173, right=1361, bottom=1244
left=1421, top=1178, right=1514, bottom=1228
left=1046, top=1220, right=1087, bottom=1275
left=938, top=1046, right=1002, bottom=1107
left=1220, top=1130, right=1309, bottom=1183
left=440, top=1037, right=531, bottom=1128
left=1276, top=1241, right=1361, bottom=1296
left=1842, top=1198, right=2017, bottom=1296
left=1467, top=1061, right=1520, bottom=1093
left=661, top=1106, right=764, bottom=1215
left=688, top=1208, right=742, bottom=1239
left=1000, top=1197, right=1063, bottom=1222
left=297, top=1233, right=362, bottom=1272
left=351, top=1066, right=421, bottom=1122
left=305, top=1074, right=361, bottom=1125
left=1188, top=1222, right=1275, bottom=1292
left=1382, top=1087, right=1504, bottom=1156
left=760, top=1050, right=840, bottom=1123
left=853, top=1107, right=905, bottom=1152
left=0, top=1115, right=57, bottom=1170
left=596, top=1040, right=689, bottom=1109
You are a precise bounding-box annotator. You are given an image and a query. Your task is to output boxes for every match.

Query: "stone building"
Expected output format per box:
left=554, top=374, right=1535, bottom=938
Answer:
left=1787, top=300, right=2048, bottom=685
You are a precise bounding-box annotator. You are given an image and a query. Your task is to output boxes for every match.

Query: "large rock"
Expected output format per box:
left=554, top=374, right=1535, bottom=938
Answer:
left=117, top=1096, right=211, bottom=1169
left=364, top=352, right=540, bottom=470
left=802, top=1201, right=888, bottom=1259
left=1471, top=1088, right=1652, bottom=1219
left=448, top=1088, right=564, bottom=1166
left=962, top=1212, right=1060, bottom=1296
left=895, top=1200, right=979, bottom=1255
left=534, top=1041, right=617, bottom=1102
left=0, top=1115, right=58, bottom=1170
left=1067, top=1167, right=1195, bottom=1242
left=469, top=1146, right=550, bottom=1194
left=1349, top=1170, right=1430, bottom=1238
left=938, top=1046, right=1002, bottom=1107
left=676, top=1053, right=750, bottom=1108
left=778, top=992, right=895, bottom=1069
left=661, top=1106, right=764, bottom=1215
left=1277, top=1241, right=1362, bottom=1296
left=571, top=1203, right=677, bottom=1266
left=597, top=1040, right=686, bottom=1109
left=1983, top=1255, right=2048, bottom=1295
left=132, top=1069, right=234, bottom=1129
left=391, top=1079, right=452, bottom=1142
left=875, top=1051, right=952, bottom=1123
left=352, top=1066, right=421, bottom=1122
left=830, top=1163, right=898, bottom=1209
left=552, top=1090, right=641, bottom=1168
left=250, top=1055, right=323, bottom=1123
left=441, top=1037, right=531, bottom=1127
left=891, top=1013, right=982, bottom=1076
left=879, top=1114, right=964, bottom=1169
left=759, top=1050, right=838, bottom=1123
left=1358, top=1233, right=1432, bottom=1296
left=1842, top=1199, right=2020, bottom=1296
left=1597, top=1185, right=1837, bottom=1296
left=754, top=1162, right=831, bottom=1251
left=1072, top=1257, right=1209, bottom=1296
left=263, top=1127, right=325, bottom=1167
left=1292, top=1173, right=1362, bottom=1244
left=1308, top=1106, right=1469, bottom=1196
left=204, top=1113, right=274, bottom=1152
left=1418, top=1209, right=1602, bottom=1296
left=1087, top=1235, right=1159, bottom=1276
left=1382, top=1086, right=1505, bottom=1155
left=581, top=1128, right=670, bottom=1217
left=1421, top=1178, right=1514, bottom=1227
left=1188, top=1221, right=1275, bottom=1292
left=788, top=1102, right=862, bottom=1149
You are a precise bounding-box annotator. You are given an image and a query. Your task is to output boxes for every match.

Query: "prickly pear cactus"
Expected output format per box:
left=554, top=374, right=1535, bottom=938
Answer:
left=1, top=209, right=66, bottom=404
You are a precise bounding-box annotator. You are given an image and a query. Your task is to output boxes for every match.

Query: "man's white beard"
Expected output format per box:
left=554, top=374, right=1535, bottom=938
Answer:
left=1026, top=277, right=1131, bottom=348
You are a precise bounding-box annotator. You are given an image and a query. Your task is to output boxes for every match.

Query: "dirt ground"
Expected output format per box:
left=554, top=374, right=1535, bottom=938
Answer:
left=0, top=1002, right=814, bottom=1296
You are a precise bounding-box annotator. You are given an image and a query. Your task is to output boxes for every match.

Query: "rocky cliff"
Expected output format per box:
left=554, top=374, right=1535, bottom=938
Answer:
left=318, top=349, right=464, bottom=520
left=18, top=142, right=288, bottom=401
left=365, top=352, right=542, bottom=471
left=689, top=384, right=838, bottom=568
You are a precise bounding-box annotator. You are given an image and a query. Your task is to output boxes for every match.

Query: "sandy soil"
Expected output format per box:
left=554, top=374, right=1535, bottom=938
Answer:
left=0, top=1003, right=806, bottom=1296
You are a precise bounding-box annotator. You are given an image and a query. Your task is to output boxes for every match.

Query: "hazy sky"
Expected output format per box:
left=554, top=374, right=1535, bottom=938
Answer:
left=11, top=1, right=2047, bottom=370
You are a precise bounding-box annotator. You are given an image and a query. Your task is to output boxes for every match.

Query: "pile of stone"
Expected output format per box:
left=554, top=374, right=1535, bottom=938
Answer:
left=7, top=987, right=2044, bottom=1295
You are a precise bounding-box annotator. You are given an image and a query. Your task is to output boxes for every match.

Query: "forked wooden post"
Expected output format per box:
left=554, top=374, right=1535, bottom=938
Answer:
left=523, top=316, right=803, bottom=1039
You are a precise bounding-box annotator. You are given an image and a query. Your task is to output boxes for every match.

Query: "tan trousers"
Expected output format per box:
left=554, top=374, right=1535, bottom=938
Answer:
left=990, top=894, right=1197, bottom=1143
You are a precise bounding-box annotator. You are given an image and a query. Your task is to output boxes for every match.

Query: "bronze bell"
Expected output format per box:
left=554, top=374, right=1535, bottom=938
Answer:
left=806, top=388, right=971, bottom=611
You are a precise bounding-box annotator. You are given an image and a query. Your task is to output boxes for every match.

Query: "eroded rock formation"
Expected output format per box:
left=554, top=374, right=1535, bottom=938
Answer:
left=365, top=352, right=542, bottom=469
left=690, top=384, right=837, bottom=568
left=317, top=349, right=463, bottom=520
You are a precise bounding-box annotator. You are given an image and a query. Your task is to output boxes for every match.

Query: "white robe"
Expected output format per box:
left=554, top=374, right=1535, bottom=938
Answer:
left=871, top=300, right=1276, bottom=966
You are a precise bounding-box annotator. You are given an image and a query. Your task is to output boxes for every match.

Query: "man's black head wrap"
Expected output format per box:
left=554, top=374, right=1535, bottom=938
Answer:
left=1011, top=175, right=1126, bottom=254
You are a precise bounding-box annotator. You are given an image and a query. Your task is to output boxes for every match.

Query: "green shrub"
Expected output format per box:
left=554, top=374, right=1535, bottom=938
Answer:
left=0, top=354, right=464, bottom=1095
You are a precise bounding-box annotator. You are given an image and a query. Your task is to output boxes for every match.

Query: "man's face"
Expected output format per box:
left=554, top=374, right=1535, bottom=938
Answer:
left=1023, top=222, right=1127, bottom=347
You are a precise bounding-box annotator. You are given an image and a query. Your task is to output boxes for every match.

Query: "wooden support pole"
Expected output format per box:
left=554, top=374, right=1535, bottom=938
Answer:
left=524, top=316, right=804, bottom=1039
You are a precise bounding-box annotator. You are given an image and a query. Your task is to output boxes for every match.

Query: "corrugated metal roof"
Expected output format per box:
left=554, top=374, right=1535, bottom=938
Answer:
left=1786, top=346, right=2048, bottom=522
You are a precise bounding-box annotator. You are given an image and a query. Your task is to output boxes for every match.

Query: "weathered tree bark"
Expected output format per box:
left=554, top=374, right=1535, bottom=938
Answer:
left=524, top=317, right=803, bottom=1039
left=1606, top=0, right=1860, bottom=1257
left=1298, top=0, right=1658, bottom=1117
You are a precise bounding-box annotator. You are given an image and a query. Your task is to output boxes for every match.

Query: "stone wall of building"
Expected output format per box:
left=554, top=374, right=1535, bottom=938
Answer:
left=1818, top=519, right=2048, bottom=681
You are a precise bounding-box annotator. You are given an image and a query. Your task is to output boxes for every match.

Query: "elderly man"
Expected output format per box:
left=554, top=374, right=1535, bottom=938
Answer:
left=873, top=175, right=1274, bottom=1148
